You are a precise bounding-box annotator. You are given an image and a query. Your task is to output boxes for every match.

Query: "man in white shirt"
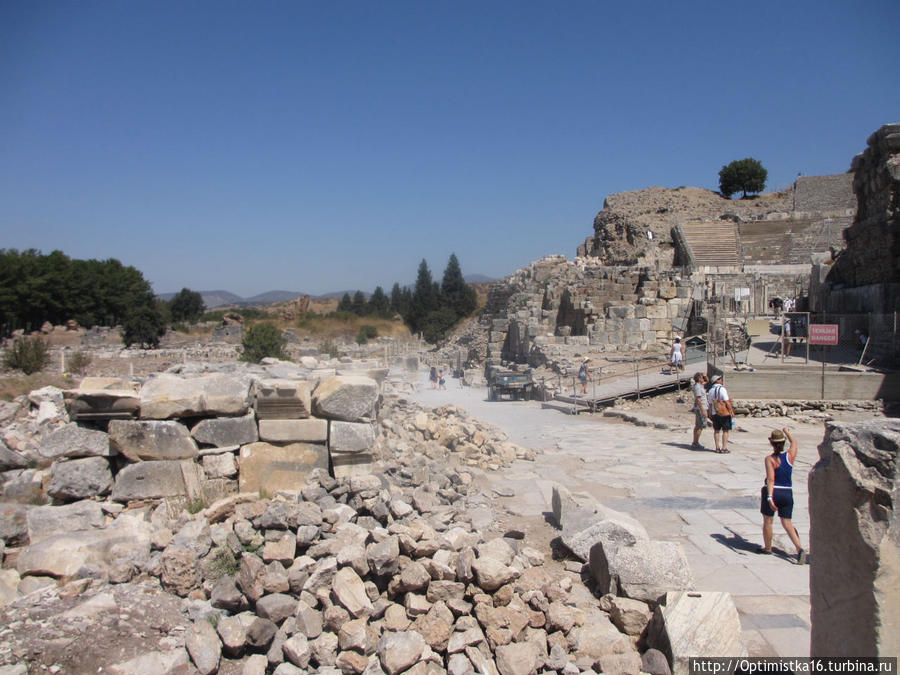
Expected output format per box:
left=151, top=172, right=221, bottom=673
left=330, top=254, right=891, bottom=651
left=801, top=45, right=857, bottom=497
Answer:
left=707, top=374, right=734, bottom=453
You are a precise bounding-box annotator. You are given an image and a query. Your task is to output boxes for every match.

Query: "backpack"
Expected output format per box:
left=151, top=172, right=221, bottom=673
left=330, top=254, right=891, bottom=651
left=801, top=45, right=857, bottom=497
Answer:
left=711, top=385, right=730, bottom=415
left=578, top=363, right=587, bottom=378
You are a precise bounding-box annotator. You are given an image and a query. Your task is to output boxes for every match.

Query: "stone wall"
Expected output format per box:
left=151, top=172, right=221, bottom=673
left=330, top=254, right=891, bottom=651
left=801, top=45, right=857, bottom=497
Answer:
left=793, top=173, right=855, bottom=213
left=830, top=124, right=900, bottom=291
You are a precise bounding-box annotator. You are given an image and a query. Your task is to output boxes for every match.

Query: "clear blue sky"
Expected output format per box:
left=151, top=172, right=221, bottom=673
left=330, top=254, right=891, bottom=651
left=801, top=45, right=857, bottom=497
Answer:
left=1, top=1, right=898, bottom=297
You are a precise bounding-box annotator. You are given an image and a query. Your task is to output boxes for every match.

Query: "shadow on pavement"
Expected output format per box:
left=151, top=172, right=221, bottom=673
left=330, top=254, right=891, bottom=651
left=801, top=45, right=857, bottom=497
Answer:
left=663, top=441, right=718, bottom=453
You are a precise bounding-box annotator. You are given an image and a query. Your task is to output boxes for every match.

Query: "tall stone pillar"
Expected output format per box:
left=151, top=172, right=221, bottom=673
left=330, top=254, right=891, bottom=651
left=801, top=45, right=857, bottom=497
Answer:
left=808, top=420, right=900, bottom=656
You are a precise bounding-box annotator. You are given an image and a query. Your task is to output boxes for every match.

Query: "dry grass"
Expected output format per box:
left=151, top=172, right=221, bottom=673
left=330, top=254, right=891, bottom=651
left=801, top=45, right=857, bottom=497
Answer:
left=0, top=373, right=72, bottom=401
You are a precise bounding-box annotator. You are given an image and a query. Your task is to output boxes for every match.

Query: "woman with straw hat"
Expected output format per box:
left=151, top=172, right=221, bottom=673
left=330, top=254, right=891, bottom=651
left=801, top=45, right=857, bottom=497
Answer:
left=759, top=427, right=806, bottom=564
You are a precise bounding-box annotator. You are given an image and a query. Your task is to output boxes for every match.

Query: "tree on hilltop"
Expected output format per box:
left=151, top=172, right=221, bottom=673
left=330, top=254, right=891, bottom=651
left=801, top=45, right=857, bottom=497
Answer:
left=719, top=158, right=767, bottom=199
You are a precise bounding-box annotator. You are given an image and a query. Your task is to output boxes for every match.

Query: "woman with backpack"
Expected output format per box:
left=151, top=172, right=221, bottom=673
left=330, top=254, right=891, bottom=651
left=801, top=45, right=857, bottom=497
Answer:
left=707, top=374, right=734, bottom=453
left=578, top=358, right=590, bottom=395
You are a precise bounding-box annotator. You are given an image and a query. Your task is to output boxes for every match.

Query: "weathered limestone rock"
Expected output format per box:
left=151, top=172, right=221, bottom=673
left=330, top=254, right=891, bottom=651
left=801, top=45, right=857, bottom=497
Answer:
left=185, top=619, right=222, bottom=675
left=329, top=420, right=376, bottom=455
left=313, top=376, right=379, bottom=422
left=111, top=460, right=188, bottom=501
left=238, top=442, right=329, bottom=494
left=191, top=411, right=258, bottom=447
left=552, top=485, right=649, bottom=561
left=202, top=451, right=238, bottom=478
left=590, top=540, right=693, bottom=604
left=107, top=649, right=190, bottom=675
left=140, top=373, right=252, bottom=419
left=647, top=591, right=746, bottom=675
left=47, top=457, right=113, bottom=501
left=161, top=545, right=202, bottom=596
left=809, top=419, right=900, bottom=657
left=38, top=422, right=112, bottom=459
left=27, top=500, right=106, bottom=543
left=0, top=440, right=28, bottom=471
left=64, top=385, right=140, bottom=421
left=16, top=515, right=151, bottom=578
left=255, top=380, right=313, bottom=420
left=258, top=419, right=328, bottom=443
left=331, top=453, right=375, bottom=478
left=332, top=566, right=374, bottom=618
left=378, top=631, right=426, bottom=675
left=0, top=503, right=29, bottom=545
left=108, top=420, right=198, bottom=462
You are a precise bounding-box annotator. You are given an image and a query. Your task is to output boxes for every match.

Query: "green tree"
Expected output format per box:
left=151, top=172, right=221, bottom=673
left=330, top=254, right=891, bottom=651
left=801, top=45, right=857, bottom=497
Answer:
left=337, top=293, right=353, bottom=313
left=718, top=158, right=767, bottom=199
left=169, top=288, right=206, bottom=323
left=368, top=286, right=390, bottom=317
left=407, top=259, right=438, bottom=333
left=390, top=283, right=409, bottom=318
left=121, top=305, right=166, bottom=349
left=421, top=307, right=458, bottom=344
left=241, top=323, right=287, bottom=363
left=440, top=253, right=477, bottom=320
left=351, top=291, right=367, bottom=316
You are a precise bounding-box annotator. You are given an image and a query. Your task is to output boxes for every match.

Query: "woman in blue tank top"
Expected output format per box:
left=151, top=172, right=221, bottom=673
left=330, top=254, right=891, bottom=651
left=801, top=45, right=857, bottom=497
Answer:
left=759, top=427, right=807, bottom=564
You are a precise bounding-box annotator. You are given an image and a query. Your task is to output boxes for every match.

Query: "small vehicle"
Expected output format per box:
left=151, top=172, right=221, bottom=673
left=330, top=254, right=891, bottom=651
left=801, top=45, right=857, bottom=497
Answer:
left=488, top=370, right=533, bottom=401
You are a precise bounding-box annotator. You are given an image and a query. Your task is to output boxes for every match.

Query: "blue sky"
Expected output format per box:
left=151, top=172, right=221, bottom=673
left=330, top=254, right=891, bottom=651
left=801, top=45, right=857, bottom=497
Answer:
left=1, top=1, right=898, bottom=297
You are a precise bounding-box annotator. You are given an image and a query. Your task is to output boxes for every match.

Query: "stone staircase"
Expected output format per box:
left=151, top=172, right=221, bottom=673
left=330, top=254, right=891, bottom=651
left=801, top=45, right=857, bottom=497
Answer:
left=680, top=221, right=739, bottom=266
left=738, top=217, right=850, bottom=265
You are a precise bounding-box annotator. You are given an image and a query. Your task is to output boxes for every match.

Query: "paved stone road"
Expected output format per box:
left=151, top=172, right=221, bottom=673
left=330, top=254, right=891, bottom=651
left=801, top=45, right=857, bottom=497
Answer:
left=412, top=375, right=821, bottom=657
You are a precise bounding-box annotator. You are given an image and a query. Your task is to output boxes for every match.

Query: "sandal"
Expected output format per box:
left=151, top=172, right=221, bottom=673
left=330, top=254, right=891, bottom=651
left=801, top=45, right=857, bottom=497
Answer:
left=797, top=550, right=808, bottom=565
left=756, top=547, right=772, bottom=555
left=720, top=449, right=731, bottom=453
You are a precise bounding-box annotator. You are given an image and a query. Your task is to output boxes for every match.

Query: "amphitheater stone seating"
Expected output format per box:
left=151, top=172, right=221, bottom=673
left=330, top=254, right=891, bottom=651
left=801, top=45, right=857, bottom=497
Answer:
left=793, top=173, right=855, bottom=212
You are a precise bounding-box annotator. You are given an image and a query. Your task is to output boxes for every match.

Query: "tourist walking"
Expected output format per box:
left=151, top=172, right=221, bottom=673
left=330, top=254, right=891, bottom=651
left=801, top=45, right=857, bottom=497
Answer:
left=759, top=428, right=806, bottom=564
left=707, top=374, right=733, bottom=453
left=429, top=366, right=438, bottom=389
left=691, top=372, right=709, bottom=449
left=578, top=358, right=590, bottom=395
left=669, top=337, right=684, bottom=371
left=438, top=369, right=446, bottom=390
left=782, top=317, right=792, bottom=357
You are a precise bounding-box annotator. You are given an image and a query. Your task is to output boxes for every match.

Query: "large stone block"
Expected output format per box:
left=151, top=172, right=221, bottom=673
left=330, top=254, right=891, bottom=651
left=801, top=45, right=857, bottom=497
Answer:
left=312, top=376, right=379, bottom=422
left=238, top=442, right=329, bottom=494
left=111, top=460, right=188, bottom=501
left=191, top=411, right=259, bottom=447
left=552, top=485, right=648, bottom=562
left=255, top=380, right=313, bottom=420
left=332, top=453, right=375, bottom=479
left=39, top=422, right=112, bottom=460
left=648, top=591, right=746, bottom=675
left=108, top=420, right=197, bottom=462
left=140, top=373, right=252, bottom=419
left=590, top=540, right=693, bottom=605
left=258, top=419, right=328, bottom=443
left=17, top=514, right=151, bottom=579
left=329, top=421, right=376, bottom=455
left=27, top=500, right=106, bottom=544
left=63, top=386, right=140, bottom=422
left=47, top=457, right=113, bottom=501
left=809, top=420, right=900, bottom=657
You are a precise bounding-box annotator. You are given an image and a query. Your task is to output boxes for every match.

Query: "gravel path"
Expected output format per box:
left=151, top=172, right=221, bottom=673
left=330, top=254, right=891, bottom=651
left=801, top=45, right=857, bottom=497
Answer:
left=411, top=372, right=821, bottom=657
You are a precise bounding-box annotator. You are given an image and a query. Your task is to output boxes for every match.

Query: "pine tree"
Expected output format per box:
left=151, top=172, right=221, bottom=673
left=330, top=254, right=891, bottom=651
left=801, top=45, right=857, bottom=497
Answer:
left=440, top=253, right=477, bottom=320
left=337, top=293, right=352, bottom=313
left=368, top=286, right=390, bottom=317
left=408, top=259, right=438, bottom=333
left=351, top=290, right=367, bottom=315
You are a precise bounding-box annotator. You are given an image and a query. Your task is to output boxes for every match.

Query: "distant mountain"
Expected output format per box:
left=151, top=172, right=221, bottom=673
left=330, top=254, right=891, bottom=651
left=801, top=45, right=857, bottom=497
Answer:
left=245, top=290, right=307, bottom=305
left=156, top=290, right=245, bottom=309
left=465, top=274, right=496, bottom=283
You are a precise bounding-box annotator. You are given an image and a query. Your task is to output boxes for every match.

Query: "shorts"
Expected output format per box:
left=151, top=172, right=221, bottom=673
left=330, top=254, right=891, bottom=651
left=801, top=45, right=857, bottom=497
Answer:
left=693, top=408, right=708, bottom=431
left=760, top=486, right=794, bottom=519
left=711, top=414, right=732, bottom=432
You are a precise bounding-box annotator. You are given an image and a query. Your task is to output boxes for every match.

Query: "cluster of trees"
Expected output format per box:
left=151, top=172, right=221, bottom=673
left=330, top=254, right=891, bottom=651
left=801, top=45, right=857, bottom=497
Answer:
left=0, top=249, right=157, bottom=334
left=0, top=249, right=210, bottom=350
left=336, top=253, right=478, bottom=343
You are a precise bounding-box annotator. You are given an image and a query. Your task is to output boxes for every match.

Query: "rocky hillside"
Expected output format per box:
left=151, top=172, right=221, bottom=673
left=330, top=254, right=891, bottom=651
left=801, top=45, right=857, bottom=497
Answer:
left=578, top=186, right=794, bottom=267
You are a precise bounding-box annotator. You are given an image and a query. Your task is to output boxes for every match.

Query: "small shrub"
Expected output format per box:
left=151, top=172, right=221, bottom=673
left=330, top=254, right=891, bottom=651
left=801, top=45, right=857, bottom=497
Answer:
left=2, top=337, right=51, bottom=375
left=319, top=339, right=340, bottom=358
left=186, top=498, right=206, bottom=514
left=240, top=323, right=286, bottom=363
left=355, top=325, right=378, bottom=344
left=67, top=351, right=91, bottom=376
left=206, top=548, right=239, bottom=579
